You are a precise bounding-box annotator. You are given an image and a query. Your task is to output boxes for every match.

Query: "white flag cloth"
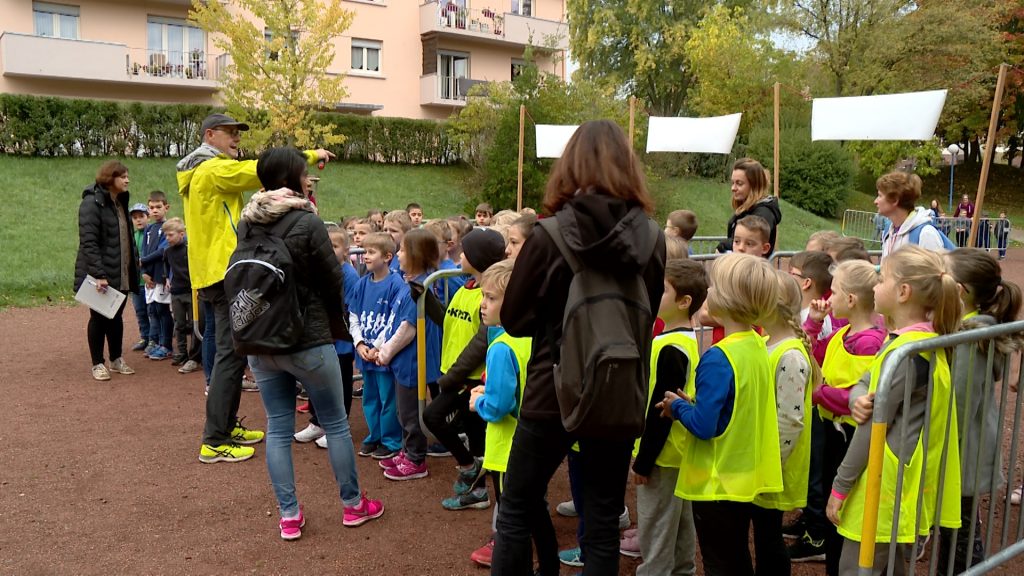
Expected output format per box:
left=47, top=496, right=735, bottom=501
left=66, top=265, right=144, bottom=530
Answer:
left=646, top=113, right=742, bottom=154
left=812, top=90, right=947, bottom=141
left=535, top=125, right=580, bottom=158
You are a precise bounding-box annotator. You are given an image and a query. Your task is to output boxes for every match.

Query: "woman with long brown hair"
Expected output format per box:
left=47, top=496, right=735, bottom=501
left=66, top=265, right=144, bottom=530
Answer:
left=494, top=120, right=666, bottom=575
left=716, top=157, right=782, bottom=255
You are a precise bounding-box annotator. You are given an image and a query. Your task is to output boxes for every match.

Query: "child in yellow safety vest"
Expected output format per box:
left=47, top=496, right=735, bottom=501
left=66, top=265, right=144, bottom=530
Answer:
left=826, top=245, right=963, bottom=576
left=466, top=259, right=557, bottom=573
left=657, top=253, right=784, bottom=575
left=940, top=248, right=1023, bottom=572
left=807, top=259, right=886, bottom=576
left=627, top=259, right=707, bottom=575
left=748, top=270, right=820, bottom=574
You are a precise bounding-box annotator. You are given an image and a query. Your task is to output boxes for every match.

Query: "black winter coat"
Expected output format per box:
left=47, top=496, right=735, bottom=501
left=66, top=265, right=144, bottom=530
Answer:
left=240, top=209, right=350, bottom=352
left=74, top=183, right=139, bottom=293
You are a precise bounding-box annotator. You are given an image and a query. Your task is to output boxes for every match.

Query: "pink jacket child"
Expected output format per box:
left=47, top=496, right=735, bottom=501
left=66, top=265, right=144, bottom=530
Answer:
left=805, top=316, right=886, bottom=417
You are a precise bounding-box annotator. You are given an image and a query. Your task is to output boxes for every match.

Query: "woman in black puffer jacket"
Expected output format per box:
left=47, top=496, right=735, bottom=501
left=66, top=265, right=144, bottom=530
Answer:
left=74, top=160, right=140, bottom=381
left=242, top=147, right=383, bottom=540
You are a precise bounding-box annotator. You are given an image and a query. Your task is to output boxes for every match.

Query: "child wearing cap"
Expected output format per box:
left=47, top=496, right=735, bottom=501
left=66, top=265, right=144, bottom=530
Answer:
left=129, top=203, right=152, bottom=352
left=423, top=228, right=508, bottom=511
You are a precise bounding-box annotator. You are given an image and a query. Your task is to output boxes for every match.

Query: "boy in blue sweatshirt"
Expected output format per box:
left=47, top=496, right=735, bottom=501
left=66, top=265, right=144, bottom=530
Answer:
left=140, top=191, right=173, bottom=360
left=347, top=232, right=404, bottom=460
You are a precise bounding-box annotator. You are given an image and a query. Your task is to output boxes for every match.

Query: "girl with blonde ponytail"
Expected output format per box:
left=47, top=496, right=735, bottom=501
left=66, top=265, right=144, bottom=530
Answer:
left=826, top=245, right=962, bottom=575
left=751, top=270, right=818, bottom=574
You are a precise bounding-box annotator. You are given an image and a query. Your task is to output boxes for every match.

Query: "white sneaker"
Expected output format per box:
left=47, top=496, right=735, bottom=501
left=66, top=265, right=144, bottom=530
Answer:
left=556, top=499, right=577, bottom=517
left=619, top=506, right=630, bottom=530
left=1012, top=486, right=1022, bottom=505
left=315, top=435, right=328, bottom=449
left=294, top=424, right=326, bottom=443
left=110, top=357, right=135, bottom=375
left=242, top=376, right=259, bottom=392
left=178, top=360, right=200, bottom=374
left=92, top=364, right=111, bottom=381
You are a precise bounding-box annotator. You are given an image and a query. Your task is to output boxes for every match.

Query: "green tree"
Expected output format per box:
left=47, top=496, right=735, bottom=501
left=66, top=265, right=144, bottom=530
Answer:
left=567, top=0, right=752, bottom=117
left=190, top=0, right=353, bottom=149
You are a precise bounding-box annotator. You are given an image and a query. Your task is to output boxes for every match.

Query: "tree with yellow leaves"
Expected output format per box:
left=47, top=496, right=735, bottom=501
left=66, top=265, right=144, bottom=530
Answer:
left=190, top=0, right=353, bottom=150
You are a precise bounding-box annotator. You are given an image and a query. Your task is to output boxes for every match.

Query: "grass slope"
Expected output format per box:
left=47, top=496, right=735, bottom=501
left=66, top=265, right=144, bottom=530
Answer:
left=2, top=156, right=841, bottom=307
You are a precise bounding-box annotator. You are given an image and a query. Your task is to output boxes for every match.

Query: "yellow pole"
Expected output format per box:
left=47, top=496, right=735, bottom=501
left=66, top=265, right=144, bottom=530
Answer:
left=192, top=288, right=201, bottom=340
left=773, top=82, right=780, bottom=199
left=858, top=422, right=889, bottom=571
left=969, top=63, right=1008, bottom=247
left=517, top=104, right=525, bottom=212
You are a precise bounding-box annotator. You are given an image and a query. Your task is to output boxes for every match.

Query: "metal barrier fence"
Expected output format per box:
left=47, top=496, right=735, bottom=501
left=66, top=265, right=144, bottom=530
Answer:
left=858, top=319, right=1024, bottom=576
left=842, top=210, right=1011, bottom=253
left=416, top=268, right=472, bottom=433
left=691, top=236, right=729, bottom=256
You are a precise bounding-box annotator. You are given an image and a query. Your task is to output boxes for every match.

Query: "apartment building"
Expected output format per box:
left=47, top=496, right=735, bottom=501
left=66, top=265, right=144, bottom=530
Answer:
left=0, top=0, right=568, bottom=119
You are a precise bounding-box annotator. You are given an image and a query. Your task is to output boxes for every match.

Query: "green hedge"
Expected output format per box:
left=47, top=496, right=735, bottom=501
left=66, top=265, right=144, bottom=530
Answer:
left=0, top=94, right=460, bottom=164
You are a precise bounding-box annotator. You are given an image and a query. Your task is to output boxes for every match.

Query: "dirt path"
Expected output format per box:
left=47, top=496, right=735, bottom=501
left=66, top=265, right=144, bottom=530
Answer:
left=3, top=248, right=1024, bottom=575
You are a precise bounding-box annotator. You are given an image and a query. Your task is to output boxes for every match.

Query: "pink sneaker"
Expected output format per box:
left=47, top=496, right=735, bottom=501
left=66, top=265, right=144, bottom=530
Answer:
left=620, top=533, right=641, bottom=558
left=623, top=527, right=638, bottom=539
left=280, top=505, right=305, bottom=540
left=383, top=457, right=429, bottom=481
left=343, top=493, right=385, bottom=527
left=378, top=451, right=406, bottom=470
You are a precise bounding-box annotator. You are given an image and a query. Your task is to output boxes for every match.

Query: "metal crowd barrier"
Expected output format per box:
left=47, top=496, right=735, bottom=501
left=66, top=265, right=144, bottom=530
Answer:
left=842, top=210, right=1010, bottom=253
left=857, top=320, right=1024, bottom=576
left=691, top=236, right=729, bottom=256
left=416, top=268, right=471, bottom=433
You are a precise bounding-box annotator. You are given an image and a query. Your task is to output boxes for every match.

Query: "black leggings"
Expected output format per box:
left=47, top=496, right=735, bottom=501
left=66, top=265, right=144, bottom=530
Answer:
left=422, top=382, right=486, bottom=467
left=87, top=301, right=127, bottom=365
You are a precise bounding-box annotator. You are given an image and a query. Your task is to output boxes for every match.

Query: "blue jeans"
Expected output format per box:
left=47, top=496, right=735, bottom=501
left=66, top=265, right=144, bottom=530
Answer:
left=249, top=343, right=362, bottom=517
left=148, top=301, right=173, bottom=348
left=202, top=301, right=216, bottom=384
left=131, top=291, right=150, bottom=342
left=361, top=369, right=402, bottom=451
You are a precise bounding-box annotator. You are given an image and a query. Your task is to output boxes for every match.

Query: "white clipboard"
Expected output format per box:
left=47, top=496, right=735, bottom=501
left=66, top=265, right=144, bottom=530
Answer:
left=75, top=275, right=127, bottom=319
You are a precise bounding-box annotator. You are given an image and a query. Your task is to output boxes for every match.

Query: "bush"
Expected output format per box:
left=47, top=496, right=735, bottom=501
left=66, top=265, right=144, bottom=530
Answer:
left=0, top=94, right=460, bottom=164
left=747, top=111, right=854, bottom=218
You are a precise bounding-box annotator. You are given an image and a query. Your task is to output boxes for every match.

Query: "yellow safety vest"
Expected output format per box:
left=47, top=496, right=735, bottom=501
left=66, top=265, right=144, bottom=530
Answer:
left=674, top=330, right=783, bottom=502
left=754, top=338, right=814, bottom=511
left=837, top=331, right=962, bottom=544
left=819, top=325, right=876, bottom=427
left=440, top=286, right=484, bottom=379
left=482, top=331, right=532, bottom=473
left=632, top=331, right=699, bottom=469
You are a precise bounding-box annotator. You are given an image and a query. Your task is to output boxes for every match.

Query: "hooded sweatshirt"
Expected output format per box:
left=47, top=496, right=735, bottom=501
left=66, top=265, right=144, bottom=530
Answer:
left=881, top=206, right=946, bottom=258
left=718, top=195, right=783, bottom=255
left=501, top=192, right=666, bottom=421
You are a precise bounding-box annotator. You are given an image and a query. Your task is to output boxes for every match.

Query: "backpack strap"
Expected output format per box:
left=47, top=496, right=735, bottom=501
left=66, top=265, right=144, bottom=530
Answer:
left=539, top=217, right=583, bottom=274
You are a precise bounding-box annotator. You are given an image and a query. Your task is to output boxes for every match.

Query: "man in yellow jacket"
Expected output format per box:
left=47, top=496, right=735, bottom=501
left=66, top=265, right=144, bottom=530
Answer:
left=177, top=113, right=333, bottom=464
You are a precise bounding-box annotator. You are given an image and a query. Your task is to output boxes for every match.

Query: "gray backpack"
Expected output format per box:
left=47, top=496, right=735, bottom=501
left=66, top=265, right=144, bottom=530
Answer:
left=540, top=216, right=659, bottom=439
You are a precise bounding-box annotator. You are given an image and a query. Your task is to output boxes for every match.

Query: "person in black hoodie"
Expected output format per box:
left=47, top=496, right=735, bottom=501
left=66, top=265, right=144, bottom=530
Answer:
left=74, top=160, right=140, bottom=381
left=493, top=120, right=666, bottom=576
left=716, top=157, right=783, bottom=255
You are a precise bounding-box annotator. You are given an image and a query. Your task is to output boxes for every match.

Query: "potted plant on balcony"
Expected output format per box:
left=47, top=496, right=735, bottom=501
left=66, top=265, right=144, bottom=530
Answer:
left=455, top=7, right=468, bottom=29
left=493, top=14, right=503, bottom=34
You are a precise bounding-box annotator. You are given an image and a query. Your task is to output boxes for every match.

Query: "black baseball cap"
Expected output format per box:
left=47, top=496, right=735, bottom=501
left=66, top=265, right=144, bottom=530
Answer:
left=200, top=113, right=250, bottom=134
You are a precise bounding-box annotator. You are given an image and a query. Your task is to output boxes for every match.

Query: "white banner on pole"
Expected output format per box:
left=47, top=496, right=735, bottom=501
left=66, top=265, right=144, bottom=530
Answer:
left=645, top=113, right=742, bottom=154
left=811, top=90, right=947, bottom=141
left=535, top=125, right=580, bottom=158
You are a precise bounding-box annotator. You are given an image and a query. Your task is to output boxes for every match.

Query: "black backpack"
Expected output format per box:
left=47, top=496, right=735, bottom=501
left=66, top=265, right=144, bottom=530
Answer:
left=540, top=215, right=659, bottom=439
left=225, top=210, right=305, bottom=355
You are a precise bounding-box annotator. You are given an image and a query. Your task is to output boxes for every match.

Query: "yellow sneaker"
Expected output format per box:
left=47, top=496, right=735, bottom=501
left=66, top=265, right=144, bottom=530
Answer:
left=231, top=418, right=265, bottom=445
left=199, top=443, right=255, bottom=464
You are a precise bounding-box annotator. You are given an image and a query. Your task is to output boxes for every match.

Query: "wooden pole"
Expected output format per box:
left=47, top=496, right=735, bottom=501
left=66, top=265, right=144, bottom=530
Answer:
left=517, top=104, right=525, bottom=212
left=628, top=95, right=636, bottom=148
left=773, top=82, right=781, bottom=199
left=969, top=63, right=1008, bottom=247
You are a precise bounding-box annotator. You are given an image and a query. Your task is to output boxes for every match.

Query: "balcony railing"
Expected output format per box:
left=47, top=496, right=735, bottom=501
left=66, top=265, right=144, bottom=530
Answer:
left=419, top=2, right=568, bottom=50
left=1, top=33, right=220, bottom=89
left=127, top=49, right=222, bottom=81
